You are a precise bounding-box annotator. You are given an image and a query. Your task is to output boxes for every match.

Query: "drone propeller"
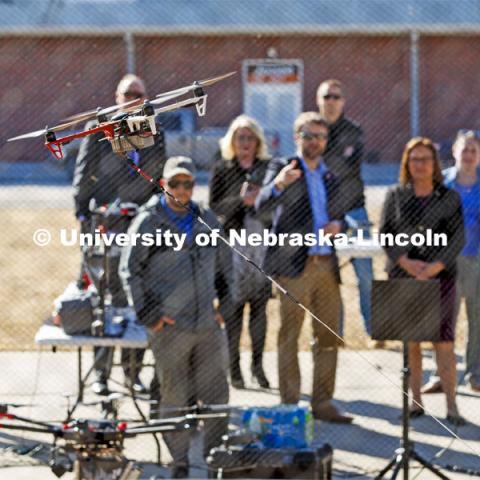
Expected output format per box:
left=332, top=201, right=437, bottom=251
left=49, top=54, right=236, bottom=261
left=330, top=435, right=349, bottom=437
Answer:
left=155, top=71, right=236, bottom=99
left=63, top=98, right=144, bottom=125
left=63, top=71, right=235, bottom=124
left=0, top=402, right=36, bottom=409
left=7, top=118, right=88, bottom=142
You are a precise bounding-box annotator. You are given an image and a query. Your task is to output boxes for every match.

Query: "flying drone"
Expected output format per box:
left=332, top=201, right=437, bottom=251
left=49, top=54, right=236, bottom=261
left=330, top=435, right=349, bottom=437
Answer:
left=7, top=71, right=236, bottom=160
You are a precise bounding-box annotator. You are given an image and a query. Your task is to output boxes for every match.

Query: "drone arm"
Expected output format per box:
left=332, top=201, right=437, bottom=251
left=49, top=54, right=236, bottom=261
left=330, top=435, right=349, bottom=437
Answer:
left=0, top=422, right=57, bottom=435
left=123, top=423, right=189, bottom=437
left=7, top=413, right=59, bottom=429
left=46, top=123, right=116, bottom=162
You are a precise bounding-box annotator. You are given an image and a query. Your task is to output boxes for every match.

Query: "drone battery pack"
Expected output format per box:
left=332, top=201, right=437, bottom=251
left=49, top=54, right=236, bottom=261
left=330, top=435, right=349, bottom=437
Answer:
left=110, top=135, right=154, bottom=154
left=207, top=444, right=333, bottom=479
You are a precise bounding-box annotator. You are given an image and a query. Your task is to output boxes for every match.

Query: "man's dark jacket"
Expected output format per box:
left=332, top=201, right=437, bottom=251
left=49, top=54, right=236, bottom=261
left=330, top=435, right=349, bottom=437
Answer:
left=209, top=156, right=269, bottom=231
left=120, top=195, right=231, bottom=329
left=73, top=120, right=167, bottom=220
left=324, top=115, right=365, bottom=212
left=256, top=156, right=346, bottom=279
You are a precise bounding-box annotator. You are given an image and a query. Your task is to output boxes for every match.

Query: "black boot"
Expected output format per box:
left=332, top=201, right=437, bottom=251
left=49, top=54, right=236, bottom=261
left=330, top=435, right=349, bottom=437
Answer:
left=252, top=362, right=270, bottom=389
left=230, top=368, right=245, bottom=389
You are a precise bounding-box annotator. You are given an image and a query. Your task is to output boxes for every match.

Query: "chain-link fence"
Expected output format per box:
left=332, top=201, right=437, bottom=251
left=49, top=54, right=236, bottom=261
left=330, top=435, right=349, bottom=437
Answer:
left=1, top=1, right=480, bottom=478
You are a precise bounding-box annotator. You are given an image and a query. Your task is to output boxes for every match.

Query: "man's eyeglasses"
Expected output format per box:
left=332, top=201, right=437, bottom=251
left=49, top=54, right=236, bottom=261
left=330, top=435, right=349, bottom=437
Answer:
left=299, top=131, right=328, bottom=141
left=323, top=94, right=342, bottom=101
left=167, top=179, right=195, bottom=189
left=409, top=156, right=434, bottom=164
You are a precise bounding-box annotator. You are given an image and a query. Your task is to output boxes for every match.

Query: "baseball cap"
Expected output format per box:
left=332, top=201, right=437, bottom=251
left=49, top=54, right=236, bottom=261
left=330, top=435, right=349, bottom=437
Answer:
left=163, top=156, right=197, bottom=180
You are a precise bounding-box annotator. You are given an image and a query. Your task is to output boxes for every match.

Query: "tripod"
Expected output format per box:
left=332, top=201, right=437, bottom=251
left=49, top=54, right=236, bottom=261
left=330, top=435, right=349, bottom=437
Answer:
left=375, top=340, right=449, bottom=480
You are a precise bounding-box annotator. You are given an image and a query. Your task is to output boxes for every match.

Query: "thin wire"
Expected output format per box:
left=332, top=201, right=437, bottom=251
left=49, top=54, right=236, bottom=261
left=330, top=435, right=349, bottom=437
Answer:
left=126, top=157, right=480, bottom=461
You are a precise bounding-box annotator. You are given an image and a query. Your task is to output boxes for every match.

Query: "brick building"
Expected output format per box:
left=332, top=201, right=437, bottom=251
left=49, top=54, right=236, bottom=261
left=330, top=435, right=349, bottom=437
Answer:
left=1, top=0, right=480, bottom=165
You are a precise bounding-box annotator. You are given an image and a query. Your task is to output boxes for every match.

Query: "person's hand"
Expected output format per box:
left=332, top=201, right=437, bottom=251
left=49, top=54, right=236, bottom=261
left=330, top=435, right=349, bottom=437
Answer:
left=78, top=216, right=91, bottom=234
left=274, top=160, right=302, bottom=191
left=415, top=261, right=445, bottom=280
left=240, top=181, right=260, bottom=206
left=323, top=221, right=342, bottom=236
left=398, top=255, right=428, bottom=277
left=151, top=315, right=175, bottom=332
left=214, top=310, right=225, bottom=326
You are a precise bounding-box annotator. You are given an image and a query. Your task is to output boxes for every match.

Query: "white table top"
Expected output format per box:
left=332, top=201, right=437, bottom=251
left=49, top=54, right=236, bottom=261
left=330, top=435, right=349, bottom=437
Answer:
left=35, top=323, right=149, bottom=348
left=335, top=238, right=384, bottom=259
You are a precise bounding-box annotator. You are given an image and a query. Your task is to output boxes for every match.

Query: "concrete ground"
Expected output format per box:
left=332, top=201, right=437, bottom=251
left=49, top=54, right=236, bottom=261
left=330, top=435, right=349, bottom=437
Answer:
left=0, top=348, right=479, bottom=479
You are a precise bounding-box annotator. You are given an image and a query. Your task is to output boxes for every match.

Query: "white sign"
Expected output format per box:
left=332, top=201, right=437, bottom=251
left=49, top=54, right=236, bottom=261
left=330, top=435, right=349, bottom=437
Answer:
left=242, top=59, right=304, bottom=156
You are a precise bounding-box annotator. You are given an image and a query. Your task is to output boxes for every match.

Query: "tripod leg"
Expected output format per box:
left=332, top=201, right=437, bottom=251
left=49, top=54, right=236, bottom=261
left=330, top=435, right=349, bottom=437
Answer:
left=411, top=450, right=450, bottom=480
left=375, top=455, right=398, bottom=479
left=389, top=450, right=406, bottom=480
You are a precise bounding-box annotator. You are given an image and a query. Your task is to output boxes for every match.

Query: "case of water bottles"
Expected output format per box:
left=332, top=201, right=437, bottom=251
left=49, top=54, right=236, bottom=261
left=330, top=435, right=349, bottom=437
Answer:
left=241, top=405, right=314, bottom=449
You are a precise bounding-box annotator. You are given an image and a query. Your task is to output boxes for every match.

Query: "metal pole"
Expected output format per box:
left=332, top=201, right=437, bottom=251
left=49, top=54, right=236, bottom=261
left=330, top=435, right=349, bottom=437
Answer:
left=402, top=340, right=410, bottom=480
left=410, top=31, right=420, bottom=137
left=124, top=32, right=136, bottom=74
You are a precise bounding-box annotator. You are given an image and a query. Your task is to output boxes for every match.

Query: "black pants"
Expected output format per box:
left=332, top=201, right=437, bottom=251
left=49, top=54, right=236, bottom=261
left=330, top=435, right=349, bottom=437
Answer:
left=224, top=290, right=269, bottom=376
left=82, top=251, right=146, bottom=383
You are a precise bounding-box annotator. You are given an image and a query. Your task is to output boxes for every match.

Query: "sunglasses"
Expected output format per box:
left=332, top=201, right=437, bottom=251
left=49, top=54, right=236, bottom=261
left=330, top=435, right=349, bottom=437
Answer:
left=123, top=91, right=145, bottom=99
left=167, top=179, right=195, bottom=189
left=323, top=94, right=342, bottom=101
left=299, top=131, right=328, bottom=141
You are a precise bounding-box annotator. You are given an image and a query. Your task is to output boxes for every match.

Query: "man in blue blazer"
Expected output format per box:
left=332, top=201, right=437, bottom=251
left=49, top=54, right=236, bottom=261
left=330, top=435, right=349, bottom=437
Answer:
left=257, top=112, right=353, bottom=423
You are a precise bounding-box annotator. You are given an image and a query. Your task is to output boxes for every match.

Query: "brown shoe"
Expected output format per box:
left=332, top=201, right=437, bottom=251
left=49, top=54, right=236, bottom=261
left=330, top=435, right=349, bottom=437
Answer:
left=469, top=378, right=480, bottom=392
left=421, top=379, right=443, bottom=394
left=313, top=402, right=353, bottom=424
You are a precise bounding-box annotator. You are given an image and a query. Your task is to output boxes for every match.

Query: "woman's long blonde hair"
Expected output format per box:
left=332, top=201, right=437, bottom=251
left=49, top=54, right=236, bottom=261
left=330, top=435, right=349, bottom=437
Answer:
left=219, top=114, right=270, bottom=162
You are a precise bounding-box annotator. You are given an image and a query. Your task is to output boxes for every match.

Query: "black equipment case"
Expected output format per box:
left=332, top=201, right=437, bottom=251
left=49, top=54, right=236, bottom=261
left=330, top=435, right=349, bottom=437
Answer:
left=207, top=444, right=333, bottom=479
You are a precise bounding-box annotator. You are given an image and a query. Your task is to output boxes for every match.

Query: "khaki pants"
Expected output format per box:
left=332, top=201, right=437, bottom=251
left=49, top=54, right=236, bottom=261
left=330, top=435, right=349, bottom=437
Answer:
left=277, top=255, right=342, bottom=412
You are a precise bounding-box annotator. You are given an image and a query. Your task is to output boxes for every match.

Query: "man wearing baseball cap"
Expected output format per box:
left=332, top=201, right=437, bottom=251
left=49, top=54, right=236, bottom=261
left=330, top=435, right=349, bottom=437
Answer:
left=120, top=156, right=229, bottom=478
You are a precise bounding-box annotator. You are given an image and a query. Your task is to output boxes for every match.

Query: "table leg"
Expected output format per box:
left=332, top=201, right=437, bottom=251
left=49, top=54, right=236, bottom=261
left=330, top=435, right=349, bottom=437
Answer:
left=78, top=347, right=83, bottom=402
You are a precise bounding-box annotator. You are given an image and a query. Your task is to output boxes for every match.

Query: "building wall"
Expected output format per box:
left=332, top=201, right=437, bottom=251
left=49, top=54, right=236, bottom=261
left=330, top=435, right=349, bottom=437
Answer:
left=1, top=34, right=478, bottom=164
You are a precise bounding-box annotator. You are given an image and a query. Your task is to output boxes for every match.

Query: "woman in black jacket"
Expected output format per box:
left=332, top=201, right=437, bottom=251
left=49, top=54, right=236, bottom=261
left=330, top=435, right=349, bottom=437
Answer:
left=209, top=115, right=271, bottom=389
left=380, top=137, right=466, bottom=425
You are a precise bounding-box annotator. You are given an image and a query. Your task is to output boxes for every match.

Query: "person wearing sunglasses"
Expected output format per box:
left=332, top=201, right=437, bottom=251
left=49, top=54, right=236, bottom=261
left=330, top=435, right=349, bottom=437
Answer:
left=72, top=74, right=167, bottom=397
left=257, top=112, right=353, bottom=424
left=209, top=115, right=272, bottom=390
left=317, top=79, right=375, bottom=342
left=120, top=156, right=230, bottom=478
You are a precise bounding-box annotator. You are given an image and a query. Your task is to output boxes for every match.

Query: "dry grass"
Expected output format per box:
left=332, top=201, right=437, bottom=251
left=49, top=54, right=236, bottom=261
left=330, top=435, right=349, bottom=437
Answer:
left=0, top=206, right=467, bottom=351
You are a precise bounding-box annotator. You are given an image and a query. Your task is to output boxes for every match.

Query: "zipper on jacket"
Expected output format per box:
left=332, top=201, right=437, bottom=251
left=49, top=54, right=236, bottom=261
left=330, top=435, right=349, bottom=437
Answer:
left=190, top=249, right=200, bottom=330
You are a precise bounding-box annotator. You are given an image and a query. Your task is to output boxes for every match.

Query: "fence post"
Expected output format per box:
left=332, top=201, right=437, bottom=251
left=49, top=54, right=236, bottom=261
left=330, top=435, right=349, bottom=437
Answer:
left=124, top=32, right=136, bottom=74
left=410, top=30, right=420, bottom=137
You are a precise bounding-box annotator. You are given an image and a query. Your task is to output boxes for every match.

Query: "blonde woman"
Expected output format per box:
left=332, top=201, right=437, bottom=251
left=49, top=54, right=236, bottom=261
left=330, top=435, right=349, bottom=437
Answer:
left=209, top=115, right=271, bottom=389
